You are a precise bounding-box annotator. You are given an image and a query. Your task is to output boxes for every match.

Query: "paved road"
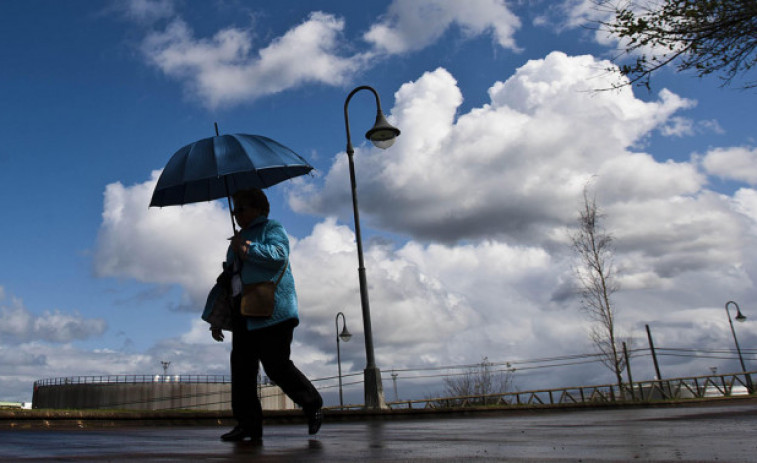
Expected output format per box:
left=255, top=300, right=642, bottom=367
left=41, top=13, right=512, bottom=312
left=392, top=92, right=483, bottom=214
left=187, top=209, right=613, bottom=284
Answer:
left=2, top=403, right=756, bottom=462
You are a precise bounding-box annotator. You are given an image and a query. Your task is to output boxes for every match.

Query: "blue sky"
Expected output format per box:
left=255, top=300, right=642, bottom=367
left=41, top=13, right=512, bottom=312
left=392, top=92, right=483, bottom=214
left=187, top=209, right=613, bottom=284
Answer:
left=1, top=0, right=756, bottom=405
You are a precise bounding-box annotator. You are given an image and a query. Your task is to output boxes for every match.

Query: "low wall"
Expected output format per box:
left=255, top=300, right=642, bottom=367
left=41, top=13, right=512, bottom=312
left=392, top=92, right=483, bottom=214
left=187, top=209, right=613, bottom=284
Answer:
left=32, top=376, right=293, bottom=411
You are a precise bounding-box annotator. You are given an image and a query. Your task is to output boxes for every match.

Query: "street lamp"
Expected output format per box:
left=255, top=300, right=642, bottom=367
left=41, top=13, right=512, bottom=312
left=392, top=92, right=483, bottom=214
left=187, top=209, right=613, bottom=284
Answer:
left=724, top=301, right=753, bottom=394
left=335, top=312, right=352, bottom=409
left=160, top=361, right=170, bottom=378
left=343, top=85, right=401, bottom=409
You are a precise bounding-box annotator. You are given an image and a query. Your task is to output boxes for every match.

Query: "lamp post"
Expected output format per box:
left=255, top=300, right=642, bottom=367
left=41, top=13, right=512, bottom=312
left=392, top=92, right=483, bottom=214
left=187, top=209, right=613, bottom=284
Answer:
left=335, top=312, right=352, bottom=409
left=725, top=301, right=753, bottom=394
left=343, top=85, right=401, bottom=409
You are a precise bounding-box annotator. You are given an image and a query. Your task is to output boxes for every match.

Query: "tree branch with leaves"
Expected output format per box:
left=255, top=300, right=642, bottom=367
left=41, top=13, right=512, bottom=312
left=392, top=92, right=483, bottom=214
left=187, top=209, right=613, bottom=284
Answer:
left=597, top=0, right=757, bottom=90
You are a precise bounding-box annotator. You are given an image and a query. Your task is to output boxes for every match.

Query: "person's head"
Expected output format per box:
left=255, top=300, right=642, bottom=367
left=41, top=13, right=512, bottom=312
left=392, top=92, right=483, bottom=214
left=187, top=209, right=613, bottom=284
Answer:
left=232, top=188, right=269, bottom=228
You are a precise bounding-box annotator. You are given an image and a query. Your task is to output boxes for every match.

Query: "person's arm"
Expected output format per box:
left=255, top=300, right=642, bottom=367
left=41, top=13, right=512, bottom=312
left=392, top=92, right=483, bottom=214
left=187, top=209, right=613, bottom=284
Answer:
left=238, top=221, right=290, bottom=269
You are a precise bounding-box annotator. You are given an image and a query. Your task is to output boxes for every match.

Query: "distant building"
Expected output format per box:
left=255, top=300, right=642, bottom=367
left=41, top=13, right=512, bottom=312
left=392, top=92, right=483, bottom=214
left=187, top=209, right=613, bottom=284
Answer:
left=32, top=375, right=294, bottom=411
left=0, top=402, right=29, bottom=409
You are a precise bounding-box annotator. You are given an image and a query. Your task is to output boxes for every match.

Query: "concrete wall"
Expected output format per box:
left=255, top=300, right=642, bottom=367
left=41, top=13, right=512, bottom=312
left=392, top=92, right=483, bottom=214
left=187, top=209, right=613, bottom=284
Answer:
left=33, top=381, right=293, bottom=411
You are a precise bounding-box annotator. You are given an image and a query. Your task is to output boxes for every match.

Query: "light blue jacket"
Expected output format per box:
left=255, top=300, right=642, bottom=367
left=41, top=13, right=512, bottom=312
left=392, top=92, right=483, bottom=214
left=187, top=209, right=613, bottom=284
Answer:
left=203, top=216, right=298, bottom=331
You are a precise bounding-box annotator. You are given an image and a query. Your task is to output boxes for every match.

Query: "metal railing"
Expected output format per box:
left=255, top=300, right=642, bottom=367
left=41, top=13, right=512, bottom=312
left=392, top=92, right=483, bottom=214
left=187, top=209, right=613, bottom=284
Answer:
left=33, top=375, right=232, bottom=387
left=327, top=371, right=755, bottom=410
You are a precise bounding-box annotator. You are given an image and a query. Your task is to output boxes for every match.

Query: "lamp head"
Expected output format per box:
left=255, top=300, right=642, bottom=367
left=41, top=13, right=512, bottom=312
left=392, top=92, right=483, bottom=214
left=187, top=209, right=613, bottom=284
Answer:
left=339, top=324, right=352, bottom=342
left=727, top=301, right=748, bottom=322
left=365, top=111, right=400, bottom=149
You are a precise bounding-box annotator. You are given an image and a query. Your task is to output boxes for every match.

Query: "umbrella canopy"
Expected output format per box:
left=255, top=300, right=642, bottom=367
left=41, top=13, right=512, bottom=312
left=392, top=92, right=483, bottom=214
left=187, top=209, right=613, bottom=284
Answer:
left=149, top=133, right=313, bottom=208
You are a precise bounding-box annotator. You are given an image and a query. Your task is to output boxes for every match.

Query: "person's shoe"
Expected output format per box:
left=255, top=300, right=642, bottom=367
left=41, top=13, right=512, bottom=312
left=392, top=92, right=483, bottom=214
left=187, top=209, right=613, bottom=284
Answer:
left=307, top=408, right=323, bottom=435
left=221, top=425, right=261, bottom=442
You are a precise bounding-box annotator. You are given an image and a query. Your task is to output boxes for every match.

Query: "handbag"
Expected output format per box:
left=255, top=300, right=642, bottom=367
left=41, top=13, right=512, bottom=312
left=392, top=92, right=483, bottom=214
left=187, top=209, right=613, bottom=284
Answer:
left=240, top=261, right=288, bottom=318
left=201, top=263, right=235, bottom=330
left=203, top=282, right=233, bottom=331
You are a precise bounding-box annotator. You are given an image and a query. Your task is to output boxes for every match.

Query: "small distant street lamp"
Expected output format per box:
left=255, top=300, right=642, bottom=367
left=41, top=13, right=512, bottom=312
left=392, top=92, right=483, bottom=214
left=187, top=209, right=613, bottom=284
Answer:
left=724, top=301, right=753, bottom=394
left=161, top=361, right=170, bottom=376
left=343, top=85, right=401, bottom=409
left=391, top=371, right=399, bottom=402
left=335, top=312, right=352, bottom=408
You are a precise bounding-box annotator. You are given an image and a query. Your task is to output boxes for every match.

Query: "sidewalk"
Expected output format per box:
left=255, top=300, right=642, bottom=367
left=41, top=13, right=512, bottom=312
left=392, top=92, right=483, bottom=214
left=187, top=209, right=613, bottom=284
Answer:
left=1, top=399, right=756, bottom=461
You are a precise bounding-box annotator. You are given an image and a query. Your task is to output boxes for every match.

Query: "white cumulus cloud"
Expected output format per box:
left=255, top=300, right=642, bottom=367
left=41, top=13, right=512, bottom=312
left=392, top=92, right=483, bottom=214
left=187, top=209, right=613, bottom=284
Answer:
left=364, top=0, right=521, bottom=54
left=130, top=0, right=526, bottom=108
left=93, top=170, right=229, bottom=308
left=140, top=12, right=363, bottom=108
left=702, top=146, right=757, bottom=185
left=0, top=296, right=106, bottom=345
left=294, top=52, right=697, bottom=246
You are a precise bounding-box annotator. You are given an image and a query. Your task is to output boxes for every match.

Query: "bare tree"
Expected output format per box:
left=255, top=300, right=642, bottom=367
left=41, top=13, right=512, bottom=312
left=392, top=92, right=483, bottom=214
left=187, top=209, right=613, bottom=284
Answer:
left=438, top=358, right=515, bottom=407
left=571, top=188, right=626, bottom=391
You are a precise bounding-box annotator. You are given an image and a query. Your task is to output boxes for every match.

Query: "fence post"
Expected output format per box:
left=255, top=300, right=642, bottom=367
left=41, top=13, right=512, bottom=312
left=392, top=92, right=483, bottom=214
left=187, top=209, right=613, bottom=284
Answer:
left=646, top=324, right=666, bottom=399
left=623, top=342, right=635, bottom=400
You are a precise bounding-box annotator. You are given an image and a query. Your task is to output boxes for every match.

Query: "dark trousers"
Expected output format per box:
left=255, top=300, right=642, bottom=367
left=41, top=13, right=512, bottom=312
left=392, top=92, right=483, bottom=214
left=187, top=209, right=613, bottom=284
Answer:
left=230, top=315, right=322, bottom=435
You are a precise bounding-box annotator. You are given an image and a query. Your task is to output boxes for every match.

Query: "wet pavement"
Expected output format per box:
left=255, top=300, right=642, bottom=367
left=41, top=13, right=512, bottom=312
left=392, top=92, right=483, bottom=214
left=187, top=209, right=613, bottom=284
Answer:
left=2, top=402, right=756, bottom=462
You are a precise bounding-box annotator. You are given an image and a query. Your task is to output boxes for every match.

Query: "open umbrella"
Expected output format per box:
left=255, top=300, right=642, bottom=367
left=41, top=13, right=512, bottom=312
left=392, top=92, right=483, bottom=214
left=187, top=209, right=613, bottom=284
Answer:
left=149, top=125, right=313, bottom=233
